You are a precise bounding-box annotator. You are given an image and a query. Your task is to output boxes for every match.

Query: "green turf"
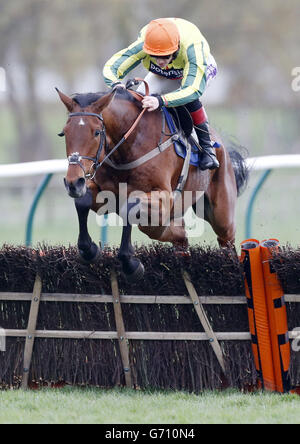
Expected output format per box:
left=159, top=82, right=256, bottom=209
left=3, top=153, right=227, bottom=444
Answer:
left=0, top=387, right=299, bottom=424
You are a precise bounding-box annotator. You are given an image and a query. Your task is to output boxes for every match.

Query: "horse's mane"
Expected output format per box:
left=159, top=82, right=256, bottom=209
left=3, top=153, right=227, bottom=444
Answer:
left=71, top=89, right=138, bottom=108
left=71, top=92, right=106, bottom=108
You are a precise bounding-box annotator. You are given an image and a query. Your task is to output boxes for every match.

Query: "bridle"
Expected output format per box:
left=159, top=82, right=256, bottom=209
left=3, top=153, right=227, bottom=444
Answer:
left=67, top=112, right=106, bottom=180
left=63, top=78, right=190, bottom=199
left=65, top=79, right=149, bottom=181
left=64, top=79, right=185, bottom=185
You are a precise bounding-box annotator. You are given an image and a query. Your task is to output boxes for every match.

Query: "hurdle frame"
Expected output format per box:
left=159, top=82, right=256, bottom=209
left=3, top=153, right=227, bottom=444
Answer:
left=0, top=272, right=298, bottom=389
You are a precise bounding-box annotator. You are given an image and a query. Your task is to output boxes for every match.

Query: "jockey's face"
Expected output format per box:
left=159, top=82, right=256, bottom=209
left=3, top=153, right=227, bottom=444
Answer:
left=153, top=55, right=173, bottom=68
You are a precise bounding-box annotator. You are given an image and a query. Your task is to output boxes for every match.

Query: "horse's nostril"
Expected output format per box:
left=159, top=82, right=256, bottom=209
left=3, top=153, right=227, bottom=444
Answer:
left=64, top=177, right=86, bottom=198
left=64, top=177, right=85, bottom=190
left=77, top=177, right=86, bottom=187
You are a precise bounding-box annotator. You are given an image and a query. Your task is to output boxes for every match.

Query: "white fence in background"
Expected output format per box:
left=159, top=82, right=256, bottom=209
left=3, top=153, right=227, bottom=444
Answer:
left=0, top=67, right=6, bottom=92
left=0, top=154, right=299, bottom=242
left=1, top=155, right=300, bottom=178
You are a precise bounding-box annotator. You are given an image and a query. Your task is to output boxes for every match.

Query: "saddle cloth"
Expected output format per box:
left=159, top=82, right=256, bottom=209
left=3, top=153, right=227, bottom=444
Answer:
left=162, top=107, right=221, bottom=167
left=163, top=107, right=200, bottom=167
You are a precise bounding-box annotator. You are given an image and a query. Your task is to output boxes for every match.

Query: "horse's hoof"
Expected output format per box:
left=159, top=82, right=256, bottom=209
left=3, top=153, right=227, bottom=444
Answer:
left=78, top=243, right=101, bottom=264
left=124, top=261, right=145, bottom=283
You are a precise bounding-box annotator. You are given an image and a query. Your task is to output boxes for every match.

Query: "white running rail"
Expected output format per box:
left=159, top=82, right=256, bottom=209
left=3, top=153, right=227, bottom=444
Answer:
left=1, top=155, right=300, bottom=178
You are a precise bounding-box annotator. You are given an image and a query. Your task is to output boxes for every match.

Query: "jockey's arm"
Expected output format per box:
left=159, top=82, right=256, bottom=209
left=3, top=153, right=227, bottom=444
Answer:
left=159, top=43, right=207, bottom=108
left=103, top=38, right=144, bottom=88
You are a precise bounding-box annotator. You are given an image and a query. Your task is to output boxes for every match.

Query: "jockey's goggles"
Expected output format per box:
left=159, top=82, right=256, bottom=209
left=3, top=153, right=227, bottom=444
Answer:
left=149, top=54, right=173, bottom=59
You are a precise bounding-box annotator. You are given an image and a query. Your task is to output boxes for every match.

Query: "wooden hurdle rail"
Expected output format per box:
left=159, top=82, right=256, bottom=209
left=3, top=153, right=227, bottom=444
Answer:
left=0, top=271, right=299, bottom=389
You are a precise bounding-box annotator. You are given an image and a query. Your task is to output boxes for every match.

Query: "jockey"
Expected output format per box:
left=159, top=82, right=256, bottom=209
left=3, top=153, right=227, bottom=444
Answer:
left=103, top=17, right=219, bottom=170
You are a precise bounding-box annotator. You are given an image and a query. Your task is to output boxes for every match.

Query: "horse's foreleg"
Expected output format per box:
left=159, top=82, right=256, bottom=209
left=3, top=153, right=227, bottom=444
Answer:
left=75, top=187, right=100, bottom=263
left=118, top=200, right=145, bottom=281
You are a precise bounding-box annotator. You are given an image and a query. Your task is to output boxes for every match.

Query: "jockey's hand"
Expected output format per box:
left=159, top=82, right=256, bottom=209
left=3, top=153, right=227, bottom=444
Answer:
left=142, top=95, right=160, bottom=112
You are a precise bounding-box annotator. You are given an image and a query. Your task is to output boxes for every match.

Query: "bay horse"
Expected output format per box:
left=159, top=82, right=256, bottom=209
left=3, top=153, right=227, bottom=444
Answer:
left=56, top=84, right=248, bottom=281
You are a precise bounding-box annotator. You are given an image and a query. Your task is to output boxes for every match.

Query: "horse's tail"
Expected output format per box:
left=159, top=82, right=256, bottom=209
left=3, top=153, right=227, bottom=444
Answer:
left=228, top=145, right=250, bottom=197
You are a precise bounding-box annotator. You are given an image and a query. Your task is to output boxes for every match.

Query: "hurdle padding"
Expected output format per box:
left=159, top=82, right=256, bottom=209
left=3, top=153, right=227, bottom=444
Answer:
left=0, top=244, right=299, bottom=391
left=240, top=239, right=295, bottom=393
left=260, top=239, right=291, bottom=392
left=240, top=239, right=276, bottom=391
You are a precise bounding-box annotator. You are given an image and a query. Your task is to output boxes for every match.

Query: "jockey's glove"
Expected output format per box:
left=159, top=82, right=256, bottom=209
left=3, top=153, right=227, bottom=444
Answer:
left=150, top=94, right=164, bottom=110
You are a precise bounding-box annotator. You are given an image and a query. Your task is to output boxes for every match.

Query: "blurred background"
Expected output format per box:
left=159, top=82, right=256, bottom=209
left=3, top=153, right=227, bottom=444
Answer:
left=0, top=0, right=299, bottom=248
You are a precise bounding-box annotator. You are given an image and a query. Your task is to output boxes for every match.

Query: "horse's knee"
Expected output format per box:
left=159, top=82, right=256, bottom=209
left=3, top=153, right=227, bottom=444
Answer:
left=75, top=187, right=94, bottom=212
left=75, top=188, right=100, bottom=263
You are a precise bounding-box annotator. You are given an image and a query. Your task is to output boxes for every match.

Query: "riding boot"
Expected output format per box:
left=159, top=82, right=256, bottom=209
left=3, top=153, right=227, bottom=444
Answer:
left=194, top=122, right=220, bottom=170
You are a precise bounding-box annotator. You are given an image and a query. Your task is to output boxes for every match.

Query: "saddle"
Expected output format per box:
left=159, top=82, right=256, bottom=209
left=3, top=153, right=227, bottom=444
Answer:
left=163, top=106, right=201, bottom=167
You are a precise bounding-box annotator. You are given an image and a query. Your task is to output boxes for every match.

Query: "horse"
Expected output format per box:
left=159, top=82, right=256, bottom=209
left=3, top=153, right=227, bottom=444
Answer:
left=56, top=83, right=249, bottom=281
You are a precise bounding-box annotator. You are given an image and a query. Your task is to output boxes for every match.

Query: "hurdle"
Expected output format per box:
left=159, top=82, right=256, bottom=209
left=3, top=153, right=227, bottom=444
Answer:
left=0, top=244, right=299, bottom=392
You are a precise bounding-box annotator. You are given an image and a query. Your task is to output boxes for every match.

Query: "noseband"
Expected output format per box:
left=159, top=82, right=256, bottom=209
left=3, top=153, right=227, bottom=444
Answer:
left=66, top=79, right=150, bottom=181
left=67, top=112, right=106, bottom=180
left=66, top=106, right=145, bottom=181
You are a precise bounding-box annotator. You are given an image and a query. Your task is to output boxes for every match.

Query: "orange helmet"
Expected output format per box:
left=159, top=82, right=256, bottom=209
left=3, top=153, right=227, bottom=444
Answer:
left=143, top=19, right=180, bottom=56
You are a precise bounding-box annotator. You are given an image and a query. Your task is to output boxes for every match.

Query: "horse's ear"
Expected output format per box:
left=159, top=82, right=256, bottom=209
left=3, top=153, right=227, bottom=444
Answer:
left=55, top=87, right=75, bottom=112
left=91, top=89, right=117, bottom=114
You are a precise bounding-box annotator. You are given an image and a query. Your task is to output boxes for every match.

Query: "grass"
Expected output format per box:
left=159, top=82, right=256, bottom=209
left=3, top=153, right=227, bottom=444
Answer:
left=0, top=387, right=299, bottom=424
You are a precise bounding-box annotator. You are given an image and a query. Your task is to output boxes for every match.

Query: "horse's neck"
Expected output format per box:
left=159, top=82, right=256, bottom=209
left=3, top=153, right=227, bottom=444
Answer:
left=104, top=99, right=138, bottom=140
left=104, top=99, right=161, bottom=162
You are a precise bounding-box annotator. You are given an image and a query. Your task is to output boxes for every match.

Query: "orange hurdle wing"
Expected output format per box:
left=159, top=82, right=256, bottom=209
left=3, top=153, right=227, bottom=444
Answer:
left=240, top=239, right=276, bottom=391
left=260, top=239, right=291, bottom=393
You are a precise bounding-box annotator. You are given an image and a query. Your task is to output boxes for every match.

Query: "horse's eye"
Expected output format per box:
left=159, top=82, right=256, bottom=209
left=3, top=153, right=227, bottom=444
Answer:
left=58, top=131, right=65, bottom=137
left=95, top=130, right=101, bottom=137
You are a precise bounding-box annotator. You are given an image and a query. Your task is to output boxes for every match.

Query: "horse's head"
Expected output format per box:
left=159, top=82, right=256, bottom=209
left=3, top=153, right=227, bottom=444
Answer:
left=56, top=88, right=115, bottom=198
